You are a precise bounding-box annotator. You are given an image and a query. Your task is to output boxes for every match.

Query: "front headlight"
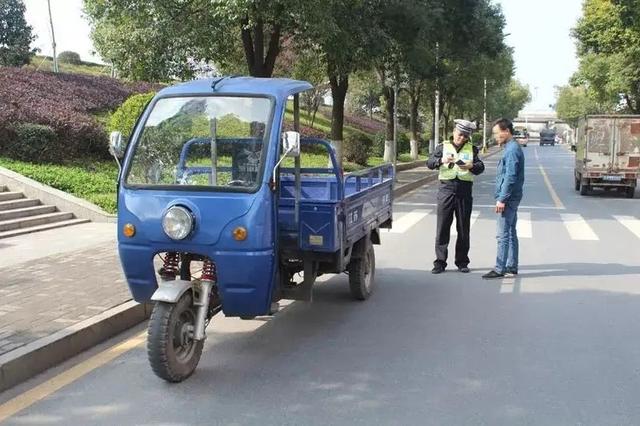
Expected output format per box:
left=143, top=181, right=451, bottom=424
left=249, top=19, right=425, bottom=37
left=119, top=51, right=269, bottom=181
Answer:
left=162, top=206, right=193, bottom=240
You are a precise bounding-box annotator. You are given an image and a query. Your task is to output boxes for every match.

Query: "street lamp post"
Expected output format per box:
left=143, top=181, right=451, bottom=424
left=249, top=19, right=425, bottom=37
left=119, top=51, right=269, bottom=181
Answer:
left=47, top=0, right=59, bottom=73
left=434, top=89, right=440, bottom=152
left=430, top=42, right=440, bottom=155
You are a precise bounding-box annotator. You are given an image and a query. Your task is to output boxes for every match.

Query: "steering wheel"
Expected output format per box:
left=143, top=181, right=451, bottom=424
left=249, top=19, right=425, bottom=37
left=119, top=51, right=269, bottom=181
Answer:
left=228, top=179, right=248, bottom=187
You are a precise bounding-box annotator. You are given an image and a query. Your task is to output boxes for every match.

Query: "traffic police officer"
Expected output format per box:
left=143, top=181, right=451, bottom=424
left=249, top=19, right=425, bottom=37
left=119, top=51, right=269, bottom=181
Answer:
left=427, top=119, right=485, bottom=273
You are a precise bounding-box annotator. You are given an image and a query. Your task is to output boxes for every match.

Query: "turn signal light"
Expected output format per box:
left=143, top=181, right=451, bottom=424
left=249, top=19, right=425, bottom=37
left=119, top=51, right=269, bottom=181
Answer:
left=123, top=223, right=136, bottom=238
left=233, top=226, right=248, bottom=241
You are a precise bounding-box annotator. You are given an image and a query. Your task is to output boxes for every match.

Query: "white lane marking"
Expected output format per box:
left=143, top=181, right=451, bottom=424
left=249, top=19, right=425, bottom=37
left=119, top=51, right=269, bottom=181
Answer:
left=451, top=211, right=480, bottom=236
left=516, top=212, right=532, bottom=239
left=389, top=211, right=431, bottom=234
left=560, top=213, right=599, bottom=241
left=395, top=202, right=562, bottom=211
left=613, top=216, right=640, bottom=239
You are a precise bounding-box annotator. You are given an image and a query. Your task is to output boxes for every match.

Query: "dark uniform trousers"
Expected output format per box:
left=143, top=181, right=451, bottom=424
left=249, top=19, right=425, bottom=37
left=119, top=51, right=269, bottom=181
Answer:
left=434, top=178, right=473, bottom=268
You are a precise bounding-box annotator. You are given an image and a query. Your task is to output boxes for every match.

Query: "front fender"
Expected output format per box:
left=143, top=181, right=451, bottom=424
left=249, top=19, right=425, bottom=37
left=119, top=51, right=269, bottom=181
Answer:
left=151, top=279, right=192, bottom=303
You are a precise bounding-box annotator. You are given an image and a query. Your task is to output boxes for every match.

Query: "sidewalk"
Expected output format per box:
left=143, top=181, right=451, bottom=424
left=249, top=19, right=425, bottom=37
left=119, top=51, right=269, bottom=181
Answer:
left=0, top=149, right=501, bottom=391
left=0, top=223, right=149, bottom=391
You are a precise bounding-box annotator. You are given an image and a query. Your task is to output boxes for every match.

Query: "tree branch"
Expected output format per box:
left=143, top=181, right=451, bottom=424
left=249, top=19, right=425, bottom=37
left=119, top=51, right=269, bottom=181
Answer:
left=241, top=15, right=256, bottom=76
left=264, top=23, right=281, bottom=77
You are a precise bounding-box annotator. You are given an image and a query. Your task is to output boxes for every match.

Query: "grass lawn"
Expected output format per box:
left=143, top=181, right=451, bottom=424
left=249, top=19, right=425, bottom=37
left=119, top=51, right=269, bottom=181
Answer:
left=284, top=105, right=373, bottom=139
left=0, top=152, right=426, bottom=215
left=0, top=157, right=119, bottom=214
left=25, top=56, right=111, bottom=77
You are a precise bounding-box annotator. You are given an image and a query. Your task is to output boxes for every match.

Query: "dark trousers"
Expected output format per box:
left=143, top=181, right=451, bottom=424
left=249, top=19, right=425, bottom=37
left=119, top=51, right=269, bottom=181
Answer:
left=434, top=181, right=473, bottom=268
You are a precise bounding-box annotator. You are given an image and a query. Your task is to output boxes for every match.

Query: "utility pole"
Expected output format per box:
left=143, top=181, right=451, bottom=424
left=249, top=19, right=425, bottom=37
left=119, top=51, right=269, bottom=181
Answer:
left=482, top=78, right=488, bottom=153
left=47, top=0, right=59, bottom=73
left=393, top=83, right=399, bottom=172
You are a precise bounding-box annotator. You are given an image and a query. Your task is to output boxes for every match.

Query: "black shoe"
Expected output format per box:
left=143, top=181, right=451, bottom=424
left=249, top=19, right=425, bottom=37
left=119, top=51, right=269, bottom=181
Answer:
left=431, top=266, right=445, bottom=274
left=504, top=270, right=518, bottom=278
left=458, top=266, right=470, bottom=273
left=482, top=270, right=504, bottom=279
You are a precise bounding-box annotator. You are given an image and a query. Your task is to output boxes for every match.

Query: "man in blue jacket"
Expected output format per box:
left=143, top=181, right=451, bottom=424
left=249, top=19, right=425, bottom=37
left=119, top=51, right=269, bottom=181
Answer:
left=483, top=118, right=525, bottom=279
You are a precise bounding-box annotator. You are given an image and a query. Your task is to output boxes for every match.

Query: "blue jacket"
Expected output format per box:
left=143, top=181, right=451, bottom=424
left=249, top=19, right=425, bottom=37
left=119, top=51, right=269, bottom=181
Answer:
left=495, top=139, right=525, bottom=203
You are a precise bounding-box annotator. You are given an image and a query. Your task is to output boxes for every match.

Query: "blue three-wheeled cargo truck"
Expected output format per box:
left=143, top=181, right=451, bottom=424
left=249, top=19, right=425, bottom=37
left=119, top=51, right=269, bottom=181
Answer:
left=109, top=77, right=394, bottom=382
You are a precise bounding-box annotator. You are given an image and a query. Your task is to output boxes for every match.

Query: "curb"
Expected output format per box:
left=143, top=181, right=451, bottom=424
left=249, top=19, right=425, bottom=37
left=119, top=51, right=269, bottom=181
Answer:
left=0, top=301, right=151, bottom=393
left=396, top=160, right=424, bottom=172
left=394, top=173, right=439, bottom=197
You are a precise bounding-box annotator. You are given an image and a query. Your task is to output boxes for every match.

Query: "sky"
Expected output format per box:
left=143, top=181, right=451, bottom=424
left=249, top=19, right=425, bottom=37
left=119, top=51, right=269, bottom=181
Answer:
left=23, top=0, right=584, bottom=114
left=498, top=0, right=584, bottom=113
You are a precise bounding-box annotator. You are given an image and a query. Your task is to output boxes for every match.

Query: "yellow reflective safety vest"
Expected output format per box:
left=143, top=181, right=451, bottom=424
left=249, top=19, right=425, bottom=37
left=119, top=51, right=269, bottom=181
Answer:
left=439, top=142, right=474, bottom=182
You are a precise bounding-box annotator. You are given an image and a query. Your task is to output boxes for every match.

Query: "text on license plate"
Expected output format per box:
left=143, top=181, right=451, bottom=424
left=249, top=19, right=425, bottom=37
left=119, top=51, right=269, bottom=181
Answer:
left=602, top=175, right=622, bottom=182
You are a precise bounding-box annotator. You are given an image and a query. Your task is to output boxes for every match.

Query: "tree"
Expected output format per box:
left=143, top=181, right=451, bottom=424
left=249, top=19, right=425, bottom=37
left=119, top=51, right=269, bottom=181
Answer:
left=0, top=0, right=37, bottom=67
left=306, top=0, right=387, bottom=166
left=347, top=70, right=382, bottom=118
left=288, top=46, right=328, bottom=128
left=572, top=0, right=640, bottom=113
left=84, top=0, right=324, bottom=81
left=555, top=85, right=600, bottom=128
left=436, top=1, right=512, bottom=138
left=373, top=0, right=440, bottom=161
left=487, top=79, right=531, bottom=121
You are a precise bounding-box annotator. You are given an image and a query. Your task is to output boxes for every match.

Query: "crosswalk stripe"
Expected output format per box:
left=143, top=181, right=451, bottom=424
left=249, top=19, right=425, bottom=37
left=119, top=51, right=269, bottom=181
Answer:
left=451, top=211, right=480, bottom=236
left=516, top=212, right=532, bottom=239
left=389, top=211, right=431, bottom=234
left=560, top=213, right=599, bottom=241
left=613, top=216, right=640, bottom=239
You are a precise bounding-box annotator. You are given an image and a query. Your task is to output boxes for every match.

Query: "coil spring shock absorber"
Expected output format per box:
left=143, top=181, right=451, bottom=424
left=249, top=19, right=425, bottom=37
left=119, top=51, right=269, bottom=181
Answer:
left=159, top=252, right=179, bottom=280
left=194, top=258, right=217, bottom=340
left=201, top=259, right=217, bottom=282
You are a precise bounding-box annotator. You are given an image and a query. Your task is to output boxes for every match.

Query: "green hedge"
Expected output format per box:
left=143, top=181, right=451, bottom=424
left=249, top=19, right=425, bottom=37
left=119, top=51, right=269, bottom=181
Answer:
left=108, top=92, right=156, bottom=140
left=343, top=133, right=373, bottom=166
left=58, top=51, right=82, bottom=65
left=5, top=123, right=59, bottom=162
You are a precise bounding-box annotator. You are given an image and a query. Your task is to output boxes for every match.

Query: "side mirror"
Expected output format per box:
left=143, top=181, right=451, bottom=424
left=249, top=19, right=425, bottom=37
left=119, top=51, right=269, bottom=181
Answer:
left=109, top=131, right=125, bottom=159
left=282, top=131, right=300, bottom=157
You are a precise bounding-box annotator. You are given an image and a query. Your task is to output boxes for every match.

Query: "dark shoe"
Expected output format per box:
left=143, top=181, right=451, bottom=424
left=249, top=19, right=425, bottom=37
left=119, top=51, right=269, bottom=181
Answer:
left=458, top=266, right=470, bottom=273
left=482, top=270, right=504, bottom=279
left=431, top=265, right=445, bottom=274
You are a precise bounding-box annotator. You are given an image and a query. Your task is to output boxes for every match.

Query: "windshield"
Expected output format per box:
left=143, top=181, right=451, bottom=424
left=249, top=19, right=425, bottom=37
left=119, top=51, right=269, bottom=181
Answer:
left=125, top=96, right=272, bottom=190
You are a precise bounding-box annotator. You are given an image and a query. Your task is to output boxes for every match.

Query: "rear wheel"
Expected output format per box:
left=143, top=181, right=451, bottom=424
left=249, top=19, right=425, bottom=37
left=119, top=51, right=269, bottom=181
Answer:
left=348, top=237, right=375, bottom=301
left=147, top=293, right=204, bottom=382
left=574, top=176, right=581, bottom=191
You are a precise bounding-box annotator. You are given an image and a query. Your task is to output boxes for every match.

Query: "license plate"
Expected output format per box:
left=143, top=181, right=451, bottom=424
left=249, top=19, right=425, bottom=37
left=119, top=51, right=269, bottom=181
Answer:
left=602, top=175, right=622, bottom=182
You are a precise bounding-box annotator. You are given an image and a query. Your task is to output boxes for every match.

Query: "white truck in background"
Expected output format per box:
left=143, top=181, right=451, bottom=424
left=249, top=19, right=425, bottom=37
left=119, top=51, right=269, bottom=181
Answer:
left=574, top=115, right=640, bottom=198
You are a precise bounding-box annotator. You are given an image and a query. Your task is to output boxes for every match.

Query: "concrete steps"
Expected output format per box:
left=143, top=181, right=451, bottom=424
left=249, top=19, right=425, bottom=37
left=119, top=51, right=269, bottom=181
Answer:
left=0, top=186, right=90, bottom=239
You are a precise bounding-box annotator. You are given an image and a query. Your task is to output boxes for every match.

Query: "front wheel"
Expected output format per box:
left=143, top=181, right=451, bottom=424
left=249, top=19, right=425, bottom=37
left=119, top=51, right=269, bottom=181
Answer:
left=580, top=183, right=591, bottom=196
left=147, top=293, right=204, bottom=382
left=348, top=237, right=375, bottom=301
left=626, top=187, right=636, bottom=198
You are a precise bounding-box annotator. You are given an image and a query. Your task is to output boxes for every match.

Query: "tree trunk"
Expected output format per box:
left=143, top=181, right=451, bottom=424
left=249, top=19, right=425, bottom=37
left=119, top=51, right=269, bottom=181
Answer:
left=409, top=83, right=422, bottom=160
left=410, top=97, right=420, bottom=160
left=382, top=85, right=395, bottom=163
left=240, top=16, right=281, bottom=77
left=330, top=74, right=349, bottom=167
